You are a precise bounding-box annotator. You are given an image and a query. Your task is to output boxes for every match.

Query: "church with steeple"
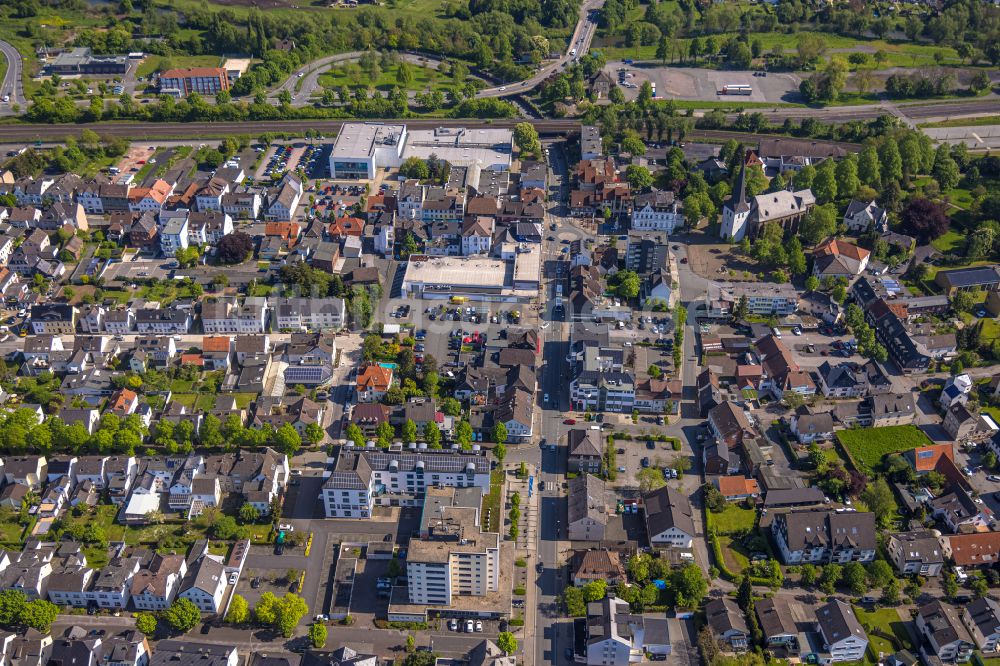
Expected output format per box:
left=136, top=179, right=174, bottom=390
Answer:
left=719, top=155, right=816, bottom=242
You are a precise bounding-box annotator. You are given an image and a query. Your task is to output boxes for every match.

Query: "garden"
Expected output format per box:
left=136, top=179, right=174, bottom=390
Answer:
left=836, top=425, right=932, bottom=472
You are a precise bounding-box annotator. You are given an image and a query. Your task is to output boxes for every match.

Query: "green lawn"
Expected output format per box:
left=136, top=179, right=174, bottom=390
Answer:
left=709, top=504, right=756, bottom=535
left=920, top=115, right=1000, bottom=129
left=233, top=393, right=256, bottom=409
left=853, top=606, right=915, bottom=651
left=982, top=318, right=1000, bottom=343
left=170, top=393, right=197, bottom=408
left=719, top=535, right=750, bottom=575
left=836, top=425, right=932, bottom=472
left=170, top=379, right=195, bottom=393
left=317, top=62, right=456, bottom=93
left=599, top=30, right=964, bottom=68
left=931, top=229, right=965, bottom=252
left=481, top=470, right=504, bottom=533
left=137, top=55, right=222, bottom=78
left=0, top=516, right=26, bottom=546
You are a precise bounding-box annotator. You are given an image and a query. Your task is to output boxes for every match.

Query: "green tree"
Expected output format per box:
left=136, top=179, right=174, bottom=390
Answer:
left=612, top=270, right=641, bottom=299
left=238, top=502, right=260, bottom=525
left=346, top=423, right=365, bottom=448
left=841, top=562, right=868, bottom=596
left=492, top=422, right=508, bottom=444
left=866, top=560, right=895, bottom=589
left=136, top=612, right=157, bottom=635
left=879, top=139, right=903, bottom=185
left=402, top=419, right=418, bottom=443
left=274, top=422, right=302, bottom=456
left=800, top=204, right=838, bottom=244
left=20, top=599, right=57, bottom=633
left=736, top=575, right=754, bottom=612
left=942, top=571, right=958, bottom=599
left=860, top=478, right=896, bottom=528
left=671, top=563, right=708, bottom=608
left=624, top=165, right=654, bottom=191
left=932, top=145, right=961, bottom=191
left=497, top=632, right=518, bottom=655
left=836, top=155, right=860, bottom=199
left=162, top=598, right=201, bottom=633
left=275, top=593, right=309, bottom=638
left=582, top=579, right=607, bottom=602
left=800, top=564, right=818, bottom=587
left=225, top=594, right=249, bottom=624
left=455, top=420, right=474, bottom=449
left=563, top=586, right=586, bottom=615
left=813, top=161, right=838, bottom=204
left=882, top=577, right=900, bottom=604
left=399, top=157, right=430, bottom=180
left=858, top=145, right=881, bottom=188
left=254, top=592, right=279, bottom=625
left=423, top=422, right=441, bottom=448
left=305, top=422, right=325, bottom=446
left=309, top=622, right=328, bottom=648
left=376, top=421, right=395, bottom=449
left=494, top=443, right=507, bottom=463
left=805, top=275, right=820, bottom=292
left=819, top=563, right=842, bottom=594
left=513, top=122, right=541, bottom=157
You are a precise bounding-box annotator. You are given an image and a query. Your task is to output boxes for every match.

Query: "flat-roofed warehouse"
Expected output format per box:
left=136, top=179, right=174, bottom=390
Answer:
left=403, top=255, right=509, bottom=297
left=403, top=127, right=513, bottom=172
left=330, top=123, right=408, bottom=179
left=401, top=247, right=541, bottom=302
left=44, top=47, right=130, bottom=75
left=328, top=123, right=513, bottom=179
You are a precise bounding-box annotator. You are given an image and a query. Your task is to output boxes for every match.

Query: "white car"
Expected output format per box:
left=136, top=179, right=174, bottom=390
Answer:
left=465, top=620, right=474, bottom=633
left=448, top=619, right=458, bottom=631
left=278, top=523, right=293, bottom=531
left=475, top=620, right=483, bottom=632
left=499, top=86, right=506, bottom=91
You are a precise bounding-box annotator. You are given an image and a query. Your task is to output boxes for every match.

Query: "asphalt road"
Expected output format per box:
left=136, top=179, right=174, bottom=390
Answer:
left=477, top=0, right=604, bottom=98
left=0, top=40, right=24, bottom=114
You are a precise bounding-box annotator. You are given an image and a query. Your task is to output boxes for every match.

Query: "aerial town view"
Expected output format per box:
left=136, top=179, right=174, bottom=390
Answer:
left=0, top=0, right=998, bottom=665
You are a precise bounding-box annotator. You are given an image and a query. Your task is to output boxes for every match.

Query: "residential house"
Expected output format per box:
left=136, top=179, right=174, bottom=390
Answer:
left=790, top=410, right=834, bottom=444
left=567, top=429, right=603, bottom=474
left=567, top=474, right=608, bottom=542
left=771, top=509, right=876, bottom=564
left=572, top=550, right=627, bottom=587
left=814, top=600, right=869, bottom=665
left=178, top=555, right=227, bottom=613
left=715, top=476, right=760, bottom=502
left=643, top=486, right=695, bottom=548
left=706, top=598, right=749, bottom=652
left=813, top=239, right=871, bottom=278
left=356, top=365, right=393, bottom=403
left=843, top=200, right=888, bottom=234
left=917, top=601, right=975, bottom=663
left=962, top=597, right=1000, bottom=654
left=887, top=530, right=945, bottom=577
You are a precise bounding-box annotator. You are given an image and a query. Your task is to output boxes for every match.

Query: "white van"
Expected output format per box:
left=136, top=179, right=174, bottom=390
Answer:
left=771, top=327, right=782, bottom=338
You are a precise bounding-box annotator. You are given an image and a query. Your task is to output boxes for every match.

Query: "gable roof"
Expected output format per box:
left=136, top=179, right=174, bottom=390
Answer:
left=716, top=476, right=760, bottom=497
left=642, top=485, right=695, bottom=539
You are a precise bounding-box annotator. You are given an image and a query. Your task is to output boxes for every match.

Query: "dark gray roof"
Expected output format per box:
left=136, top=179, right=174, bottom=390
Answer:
left=567, top=474, right=607, bottom=527
left=817, top=599, right=867, bottom=646
left=150, top=641, right=236, bottom=666
left=642, top=486, right=695, bottom=539
left=706, top=598, right=748, bottom=637
left=756, top=596, right=797, bottom=639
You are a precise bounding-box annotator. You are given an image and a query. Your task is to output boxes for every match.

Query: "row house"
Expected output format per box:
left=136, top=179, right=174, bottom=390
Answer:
left=134, top=309, right=191, bottom=334
left=221, top=187, right=262, bottom=219
left=201, top=297, right=269, bottom=334
left=771, top=509, right=876, bottom=564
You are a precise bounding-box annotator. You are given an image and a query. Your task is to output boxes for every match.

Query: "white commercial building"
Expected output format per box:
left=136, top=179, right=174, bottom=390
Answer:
left=329, top=123, right=513, bottom=179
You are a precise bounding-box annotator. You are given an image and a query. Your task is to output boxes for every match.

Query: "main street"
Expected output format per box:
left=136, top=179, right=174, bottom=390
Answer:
left=477, top=0, right=604, bottom=98
left=0, top=40, right=24, bottom=114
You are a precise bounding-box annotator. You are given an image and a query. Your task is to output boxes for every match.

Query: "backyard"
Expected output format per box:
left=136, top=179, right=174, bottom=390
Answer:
left=853, top=605, right=915, bottom=664
left=836, top=425, right=932, bottom=472
left=708, top=503, right=756, bottom=535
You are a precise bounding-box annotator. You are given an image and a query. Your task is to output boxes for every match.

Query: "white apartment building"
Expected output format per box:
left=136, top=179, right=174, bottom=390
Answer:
left=202, top=297, right=269, bottom=334
left=322, top=449, right=491, bottom=518
left=631, top=191, right=684, bottom=233
left=275, top=297, right=346, bottom=331
left=160, top=217, right=189, bottom=257
left=406, top=509, right=499, bottom=606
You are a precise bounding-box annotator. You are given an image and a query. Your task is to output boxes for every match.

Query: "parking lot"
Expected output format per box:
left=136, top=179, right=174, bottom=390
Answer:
left=604, top=63, right=802, bottom=104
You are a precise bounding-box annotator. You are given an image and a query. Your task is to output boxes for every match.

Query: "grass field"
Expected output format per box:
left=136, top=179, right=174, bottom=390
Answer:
left=837, top=425, right=932, bottom=472
left=719, top=535, right=750, bottom=574
left=482, top=470, right=504, bottom=533
left=709, top=504, right=756, bottom=535
left=853, top=606, right=915, bottom=651
left=920, top=115, right=1000, bottom=129
left=931, top=229, right=966, bottom=252
left=317, top=62, right=453, bottom=93
left=598, top=30, right=966, bottom=69
left=137, top=55, right=222, bottom=78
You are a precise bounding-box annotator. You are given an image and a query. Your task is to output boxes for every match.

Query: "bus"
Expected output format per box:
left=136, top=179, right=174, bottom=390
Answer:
left=721, top=84, right=752, bottom=96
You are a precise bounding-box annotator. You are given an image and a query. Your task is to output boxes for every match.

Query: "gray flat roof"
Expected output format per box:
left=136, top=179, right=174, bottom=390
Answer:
left=332, top=123, right=406, bottom=160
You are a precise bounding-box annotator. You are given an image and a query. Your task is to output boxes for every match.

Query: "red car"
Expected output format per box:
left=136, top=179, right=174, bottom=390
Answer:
left=563, top=419, right=576, bottom=425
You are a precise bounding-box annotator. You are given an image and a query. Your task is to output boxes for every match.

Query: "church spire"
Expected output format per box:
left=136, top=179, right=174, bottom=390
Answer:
left=735, top=152, right=748, bottom=206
